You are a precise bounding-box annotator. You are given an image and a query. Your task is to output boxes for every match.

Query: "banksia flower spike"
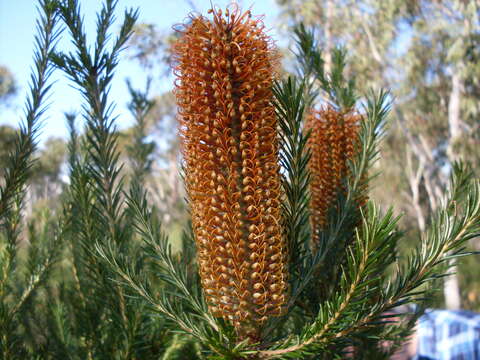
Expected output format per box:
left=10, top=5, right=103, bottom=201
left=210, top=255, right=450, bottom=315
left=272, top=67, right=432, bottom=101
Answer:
left=306, top=107, right=362, bottom=244
left=172, top=5, right=288, bottom=339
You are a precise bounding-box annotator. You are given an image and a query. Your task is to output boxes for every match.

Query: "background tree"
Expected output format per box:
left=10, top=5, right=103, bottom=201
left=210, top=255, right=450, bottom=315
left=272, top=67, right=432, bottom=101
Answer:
left=0, top=66, right=17, bottom=106
left=0, top=126, right=18, bottom=179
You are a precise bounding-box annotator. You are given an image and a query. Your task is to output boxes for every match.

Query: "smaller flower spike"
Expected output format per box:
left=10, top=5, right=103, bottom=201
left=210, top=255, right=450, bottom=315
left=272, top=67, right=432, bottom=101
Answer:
left=306, top=107, right=363, bottom=245
left=172, top=5, right=288, bottom=340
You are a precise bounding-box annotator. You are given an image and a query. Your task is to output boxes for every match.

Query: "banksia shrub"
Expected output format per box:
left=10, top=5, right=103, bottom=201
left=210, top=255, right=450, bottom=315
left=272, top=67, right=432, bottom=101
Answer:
left=172, top=6, right=288, bottom=339
left=306, top=106, right=361, bottom=243
left=16, top=2, right=476, bottom=359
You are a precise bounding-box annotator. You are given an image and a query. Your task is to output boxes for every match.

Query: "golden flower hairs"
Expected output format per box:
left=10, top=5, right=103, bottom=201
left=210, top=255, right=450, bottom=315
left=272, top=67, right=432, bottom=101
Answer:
left=306, top=106, right=362, bottom=245
left=172, top=5, right=288, bottom=339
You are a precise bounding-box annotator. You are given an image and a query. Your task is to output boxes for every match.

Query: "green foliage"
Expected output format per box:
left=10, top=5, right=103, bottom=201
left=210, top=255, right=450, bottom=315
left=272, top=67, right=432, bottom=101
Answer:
left=37, top=1, right=170, bottom=358
left=0, top=1, right=479, bottom=359
left=0, top=1, right=61, bottom=358
left=294, top=24, right=356, bottom=110
left=125, top=78, right=156, bottom=183
left=272, top=77, right=312, bottom=293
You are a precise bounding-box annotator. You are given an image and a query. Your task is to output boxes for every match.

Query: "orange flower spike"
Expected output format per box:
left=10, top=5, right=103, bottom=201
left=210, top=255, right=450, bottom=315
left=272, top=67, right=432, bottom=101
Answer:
left=306, top=107, right=361, bottom=243
left=172, top=6, right=288, bottom=339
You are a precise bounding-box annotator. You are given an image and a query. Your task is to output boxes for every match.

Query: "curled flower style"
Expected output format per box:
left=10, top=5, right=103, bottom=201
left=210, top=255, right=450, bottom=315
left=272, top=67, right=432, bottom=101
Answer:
left=306, top=107, right=362, bottom=244
left=172, top=6, right=288, bottom=339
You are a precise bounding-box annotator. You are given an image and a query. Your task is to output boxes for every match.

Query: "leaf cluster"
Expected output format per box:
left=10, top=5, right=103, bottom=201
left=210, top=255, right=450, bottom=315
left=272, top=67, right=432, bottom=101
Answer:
left=0, top=1, right=61, bottom=358
left=294, top=23, right=356, bottom=110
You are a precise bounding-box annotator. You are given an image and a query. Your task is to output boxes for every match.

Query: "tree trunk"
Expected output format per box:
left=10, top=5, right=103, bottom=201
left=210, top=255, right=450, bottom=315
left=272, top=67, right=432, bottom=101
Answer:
left=323, top=0, right=334, bottom=74
left=448, top=72, right=462, bottom=142
left=444, top=70, right=463, bottom=311
left=406, top=149, right=426, bottom=232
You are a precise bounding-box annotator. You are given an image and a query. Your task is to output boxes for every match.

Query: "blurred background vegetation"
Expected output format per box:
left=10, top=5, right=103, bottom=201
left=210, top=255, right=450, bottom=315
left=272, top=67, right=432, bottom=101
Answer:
left=0, top=0, right=478, bottom=314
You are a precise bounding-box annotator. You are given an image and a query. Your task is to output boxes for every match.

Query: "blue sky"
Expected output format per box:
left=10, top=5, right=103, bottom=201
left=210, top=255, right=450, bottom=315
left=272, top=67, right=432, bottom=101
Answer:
left=0, top=0, right=280, bottom=145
